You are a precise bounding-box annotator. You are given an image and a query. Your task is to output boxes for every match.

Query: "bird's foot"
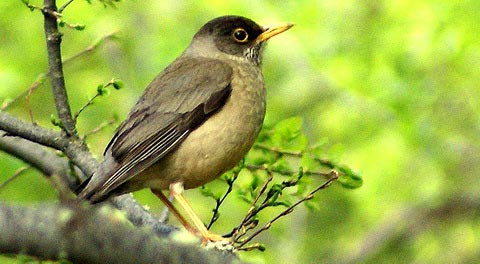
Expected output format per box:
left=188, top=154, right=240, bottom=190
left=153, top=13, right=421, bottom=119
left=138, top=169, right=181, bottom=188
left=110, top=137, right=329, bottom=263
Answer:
left=199, top=231, right=228, bottom=243
left=201, top=232, right=234, bottom=251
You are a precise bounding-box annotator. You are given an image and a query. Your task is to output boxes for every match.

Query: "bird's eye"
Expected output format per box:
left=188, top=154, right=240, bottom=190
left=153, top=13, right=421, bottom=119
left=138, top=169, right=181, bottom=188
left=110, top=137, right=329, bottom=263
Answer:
left=232, top=28, right=249, bottom=43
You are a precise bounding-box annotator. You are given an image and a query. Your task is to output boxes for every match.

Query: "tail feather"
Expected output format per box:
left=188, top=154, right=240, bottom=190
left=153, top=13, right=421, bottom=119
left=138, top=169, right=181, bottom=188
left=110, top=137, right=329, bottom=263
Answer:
left=75, top=154, right=133, bottom=204
left=74, top=176, right=92, bottom=196
left=75, top=175, right=112, bottom=204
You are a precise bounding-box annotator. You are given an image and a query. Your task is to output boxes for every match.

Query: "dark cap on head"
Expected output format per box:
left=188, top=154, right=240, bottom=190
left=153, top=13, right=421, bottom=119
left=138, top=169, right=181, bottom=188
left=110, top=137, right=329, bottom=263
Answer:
left=192, top=15, right=292, bottom=64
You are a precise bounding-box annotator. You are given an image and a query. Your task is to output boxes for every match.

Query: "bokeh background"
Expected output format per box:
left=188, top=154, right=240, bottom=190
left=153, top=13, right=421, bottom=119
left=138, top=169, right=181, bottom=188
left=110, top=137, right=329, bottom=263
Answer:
left=1, top=0, right=479, bottom=263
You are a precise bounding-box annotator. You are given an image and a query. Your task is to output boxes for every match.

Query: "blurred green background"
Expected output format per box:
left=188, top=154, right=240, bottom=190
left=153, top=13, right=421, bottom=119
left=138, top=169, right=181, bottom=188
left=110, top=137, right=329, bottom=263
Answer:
left=1, top=0, right=479, bottom=263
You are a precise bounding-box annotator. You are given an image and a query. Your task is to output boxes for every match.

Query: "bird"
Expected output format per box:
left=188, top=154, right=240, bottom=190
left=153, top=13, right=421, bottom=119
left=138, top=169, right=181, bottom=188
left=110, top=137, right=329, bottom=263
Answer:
left=76, top=15, right=293, bottom=242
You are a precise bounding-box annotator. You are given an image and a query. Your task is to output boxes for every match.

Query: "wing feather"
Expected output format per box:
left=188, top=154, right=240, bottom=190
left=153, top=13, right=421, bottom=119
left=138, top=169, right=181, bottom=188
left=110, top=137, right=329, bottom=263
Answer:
left=78, top=58, right=233, bottom=200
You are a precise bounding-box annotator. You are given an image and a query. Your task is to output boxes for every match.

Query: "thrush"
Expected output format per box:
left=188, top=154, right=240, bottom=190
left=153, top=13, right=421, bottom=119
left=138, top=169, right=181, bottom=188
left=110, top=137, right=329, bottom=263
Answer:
left=76, top=15, right=293, bottom=242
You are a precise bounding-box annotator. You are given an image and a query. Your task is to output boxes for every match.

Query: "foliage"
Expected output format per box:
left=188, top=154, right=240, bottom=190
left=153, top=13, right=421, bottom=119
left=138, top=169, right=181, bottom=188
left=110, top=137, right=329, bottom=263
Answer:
left=1, top=0, right=479, bottom=264
left=200, top=117, right=358, bottom=250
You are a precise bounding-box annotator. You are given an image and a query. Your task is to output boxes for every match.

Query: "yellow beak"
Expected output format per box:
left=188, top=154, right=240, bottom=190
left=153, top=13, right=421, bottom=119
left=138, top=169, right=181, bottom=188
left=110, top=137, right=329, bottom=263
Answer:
left=256, top=23, right=294, bottom=43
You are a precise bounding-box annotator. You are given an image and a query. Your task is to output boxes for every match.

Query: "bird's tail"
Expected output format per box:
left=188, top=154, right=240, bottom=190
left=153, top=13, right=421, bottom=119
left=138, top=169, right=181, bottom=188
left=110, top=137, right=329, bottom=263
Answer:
left=74, top=175, right=92, bottom=198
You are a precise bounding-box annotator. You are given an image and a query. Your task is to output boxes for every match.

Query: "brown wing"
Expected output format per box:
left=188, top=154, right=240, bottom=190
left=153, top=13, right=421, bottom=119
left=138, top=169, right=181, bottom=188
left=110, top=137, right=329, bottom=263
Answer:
left=78, top=57, right=233, bottom=200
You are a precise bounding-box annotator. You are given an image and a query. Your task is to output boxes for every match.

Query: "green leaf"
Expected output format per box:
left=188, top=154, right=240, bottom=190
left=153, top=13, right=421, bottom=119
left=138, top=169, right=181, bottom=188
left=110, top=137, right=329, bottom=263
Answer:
left=337, top=166, right=363, bottom=189
left=200, top=186, right=219, bottom=200
left=237, top=189, right=251, bottom=204
left=301, top=153, right=319, bottom=171
left=270, top=156, right=292, bottom=173
left=271, top=200, right=291, bottom=207
left=245, top=147, right=277, bottom=165
left=304, top=199, right=321, bottom=211
left=270, top=117, right=308, bottom=151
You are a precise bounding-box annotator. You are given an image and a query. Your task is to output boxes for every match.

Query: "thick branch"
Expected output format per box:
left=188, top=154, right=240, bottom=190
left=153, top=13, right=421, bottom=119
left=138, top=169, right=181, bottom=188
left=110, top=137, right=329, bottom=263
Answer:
left=0, top=111, right=95, bottom=177
left=0, top=203, right=241, bottom=264
left=0, top=111, right=65, bottom=149
left=43, top=0, right=77, bottom=136
left=0, top=131, right=77, bottom=188
left=0, top=130, right=175, bottom=236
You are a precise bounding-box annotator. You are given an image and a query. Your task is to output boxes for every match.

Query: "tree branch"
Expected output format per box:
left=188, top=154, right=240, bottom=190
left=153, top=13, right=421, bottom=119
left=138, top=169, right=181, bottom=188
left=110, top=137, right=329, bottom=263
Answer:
left=0, top=203, right=241, bottom=264
left=58, top=0, right=75, bottom=13
left=0, top=129, right=176, bottom=236
left=0, top=110, right=96, bottom=178
left=42, top=0, right=77, bottom=137
left=1, top=2, right=243, bottom=262
left=0, top=131, right=77, bottom=188
left=2, top=31, right=117, bottom=112
left=0, top=111, right=65, bottom=149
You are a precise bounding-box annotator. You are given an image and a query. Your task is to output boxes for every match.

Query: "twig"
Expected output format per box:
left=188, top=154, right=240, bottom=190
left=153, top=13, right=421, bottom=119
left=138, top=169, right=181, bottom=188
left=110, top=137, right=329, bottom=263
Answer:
left=207, top=171, right=240, bottom=229
left=43, top=0, right=78, bottom=136
left=0, top=128, right=175, bottom=238
left=254, top=144, right=335, bottom=169
left=22, top=1, right=43, bottom=12
left=83, top=118, right=116, bottom=137
left=246, top=164, right=332, bottom=178
left=228, top=171, right=273, bottom=240
left=1, top=32, right=116, bottom=111
left=63, top=31, right=117, bottom=65
left=237, top=170, right=339, bottom=249
left=74, top=94, right=101, bottom=121
left=58, top=0, right=75, bottom=13
left=74, top=78, right=121, bottom=121
left=0, top=166, right=31, bottom=190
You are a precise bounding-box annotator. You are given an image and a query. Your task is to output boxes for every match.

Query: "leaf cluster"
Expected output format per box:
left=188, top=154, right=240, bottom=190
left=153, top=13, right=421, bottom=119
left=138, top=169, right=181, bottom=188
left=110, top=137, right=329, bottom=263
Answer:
left=200, top=117, right=361, bottom=251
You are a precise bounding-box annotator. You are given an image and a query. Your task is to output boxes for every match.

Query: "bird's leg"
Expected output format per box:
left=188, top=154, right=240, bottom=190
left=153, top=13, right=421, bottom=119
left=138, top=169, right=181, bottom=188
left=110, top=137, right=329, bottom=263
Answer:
left=151, top=188, right=196, bottom=234
left=170, top=182, right=226, bottom=242
left=158, top=193, right=174, bottom=224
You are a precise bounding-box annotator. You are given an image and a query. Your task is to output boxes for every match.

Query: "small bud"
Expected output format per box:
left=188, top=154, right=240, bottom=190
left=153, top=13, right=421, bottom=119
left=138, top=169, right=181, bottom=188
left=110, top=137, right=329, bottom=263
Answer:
left=112, top=79, right=124, bottom=90
left=72, top=24, right=86, bottom=31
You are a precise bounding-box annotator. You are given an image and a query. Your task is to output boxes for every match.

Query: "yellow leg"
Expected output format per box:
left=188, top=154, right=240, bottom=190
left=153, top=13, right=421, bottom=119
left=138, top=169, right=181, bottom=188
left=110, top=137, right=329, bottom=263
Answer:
left=151, top=188, right=196, bottom=234
left=170, top=182, right=226, bottom=242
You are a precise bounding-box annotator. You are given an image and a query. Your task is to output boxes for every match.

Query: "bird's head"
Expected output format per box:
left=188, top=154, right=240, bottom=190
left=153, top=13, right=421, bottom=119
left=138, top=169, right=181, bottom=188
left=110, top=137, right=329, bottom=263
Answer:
left=186, top=15, right=293, bottom=65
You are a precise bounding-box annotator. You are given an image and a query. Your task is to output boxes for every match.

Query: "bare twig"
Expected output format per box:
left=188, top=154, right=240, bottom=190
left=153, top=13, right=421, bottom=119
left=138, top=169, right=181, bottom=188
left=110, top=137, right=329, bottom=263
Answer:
left=74, top=94, right=101, bottom=121
left=0, top=166, right=31, bottom=190
left=207, top=171, right=240, bottom=230
left=58, top=0, right=75, bottom=13
left=65, top=31, right=117, bottom=64
left=2, top=32, right=117, bottom=111
left=0, top=128, right=175, bottom=237
left=22, top=1, right=43, bottom=12
left=227, top=172, right=273, bottom=240
left=237, top=170, right=339, bottom=249
left=83, top=118, right=117, bottom=137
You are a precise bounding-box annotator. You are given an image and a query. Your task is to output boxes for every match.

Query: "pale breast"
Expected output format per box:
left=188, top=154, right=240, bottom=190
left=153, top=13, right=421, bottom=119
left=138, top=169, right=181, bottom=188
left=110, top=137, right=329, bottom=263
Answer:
left=138, top=62, right=266, bottom=190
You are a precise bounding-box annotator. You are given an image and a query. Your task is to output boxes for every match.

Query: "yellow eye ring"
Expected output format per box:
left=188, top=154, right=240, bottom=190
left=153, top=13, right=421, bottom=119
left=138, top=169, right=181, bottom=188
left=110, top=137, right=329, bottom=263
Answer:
left=232, top=28, right=249, bottom=43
